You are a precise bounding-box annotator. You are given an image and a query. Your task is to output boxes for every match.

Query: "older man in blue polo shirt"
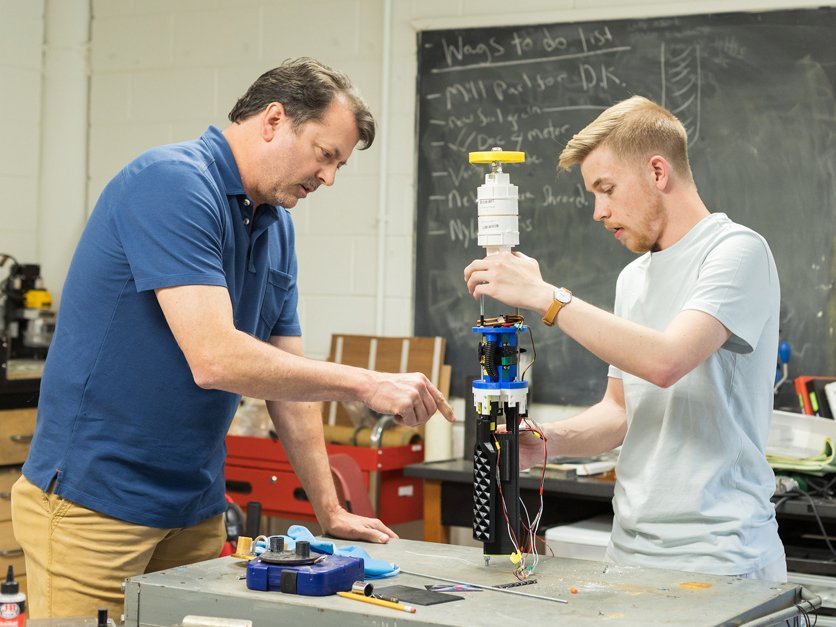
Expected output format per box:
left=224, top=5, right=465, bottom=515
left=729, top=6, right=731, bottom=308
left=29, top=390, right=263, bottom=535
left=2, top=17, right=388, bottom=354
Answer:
left=12, top=57, right=455, bottom=620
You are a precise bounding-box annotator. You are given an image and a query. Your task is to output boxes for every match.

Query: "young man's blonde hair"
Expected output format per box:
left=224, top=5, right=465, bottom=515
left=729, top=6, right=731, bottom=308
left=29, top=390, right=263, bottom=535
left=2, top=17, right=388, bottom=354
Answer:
left=558, top=95, right=693, bottom=182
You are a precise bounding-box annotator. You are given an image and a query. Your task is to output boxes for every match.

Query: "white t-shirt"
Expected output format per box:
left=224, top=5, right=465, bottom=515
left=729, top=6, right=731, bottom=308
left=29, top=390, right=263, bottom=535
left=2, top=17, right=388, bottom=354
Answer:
left=606, top=212, right=784, bottom=576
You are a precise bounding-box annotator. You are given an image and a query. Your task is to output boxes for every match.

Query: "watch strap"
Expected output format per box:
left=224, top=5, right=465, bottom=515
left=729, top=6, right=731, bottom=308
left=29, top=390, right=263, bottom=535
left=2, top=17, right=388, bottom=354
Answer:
left=542, top=288, right=572, bottom=326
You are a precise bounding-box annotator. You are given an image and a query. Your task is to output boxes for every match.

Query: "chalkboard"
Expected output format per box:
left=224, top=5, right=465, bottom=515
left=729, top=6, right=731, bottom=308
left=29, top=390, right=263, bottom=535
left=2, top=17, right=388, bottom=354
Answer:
left=414, top=8, right=836, bottom=405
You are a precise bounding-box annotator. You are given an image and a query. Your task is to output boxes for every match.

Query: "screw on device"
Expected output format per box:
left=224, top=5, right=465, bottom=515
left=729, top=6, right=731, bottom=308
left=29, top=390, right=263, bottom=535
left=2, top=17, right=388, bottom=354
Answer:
left=296, top=540, right=311, bottom=559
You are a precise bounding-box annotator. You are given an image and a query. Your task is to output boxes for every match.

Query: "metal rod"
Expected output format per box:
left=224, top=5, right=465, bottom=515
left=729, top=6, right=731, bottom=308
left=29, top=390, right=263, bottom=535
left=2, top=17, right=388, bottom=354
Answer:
left=398, top=569, right=568, bottom=604
left=739, top=587, right=821, bottom=627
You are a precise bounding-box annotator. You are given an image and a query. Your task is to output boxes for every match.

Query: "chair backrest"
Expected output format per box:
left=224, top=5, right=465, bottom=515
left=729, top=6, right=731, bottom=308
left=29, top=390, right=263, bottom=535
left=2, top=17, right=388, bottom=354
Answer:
left=323, top=334, right=447, bottom=427
left=328, top=453, right=375, bottom=518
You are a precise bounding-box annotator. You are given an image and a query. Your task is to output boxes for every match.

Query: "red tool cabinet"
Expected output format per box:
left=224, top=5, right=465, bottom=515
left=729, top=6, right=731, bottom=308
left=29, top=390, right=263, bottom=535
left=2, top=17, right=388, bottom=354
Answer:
left=224, top=434, right=426, bottom=525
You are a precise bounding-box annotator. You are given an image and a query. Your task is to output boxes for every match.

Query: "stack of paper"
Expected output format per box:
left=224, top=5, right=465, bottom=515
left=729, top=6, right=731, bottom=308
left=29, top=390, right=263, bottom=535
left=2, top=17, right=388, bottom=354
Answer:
left=766, top=410, right=836, bottom=476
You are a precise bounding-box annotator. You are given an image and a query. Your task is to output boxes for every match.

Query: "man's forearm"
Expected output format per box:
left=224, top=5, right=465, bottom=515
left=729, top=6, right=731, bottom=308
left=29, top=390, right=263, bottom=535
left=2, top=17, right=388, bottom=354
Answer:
left=547, top=399, right=627, bottom=458
left=267, top=399, right=342, bottom=526
left=199, top=329, right=376, bottom=403
left=157, top=284, right=377, bottom=404
left=157, top=285, right=453, bottom=426
left=464, top=241, right=728, bottom=386
left=532, top=290, right=675, bottom=385
left=543, top=295, right=728, bottom=389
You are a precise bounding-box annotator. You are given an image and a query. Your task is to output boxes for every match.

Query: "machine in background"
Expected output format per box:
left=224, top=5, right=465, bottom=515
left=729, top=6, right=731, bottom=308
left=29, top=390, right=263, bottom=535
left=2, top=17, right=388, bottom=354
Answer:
left=0, top=255, right=53, bottom=407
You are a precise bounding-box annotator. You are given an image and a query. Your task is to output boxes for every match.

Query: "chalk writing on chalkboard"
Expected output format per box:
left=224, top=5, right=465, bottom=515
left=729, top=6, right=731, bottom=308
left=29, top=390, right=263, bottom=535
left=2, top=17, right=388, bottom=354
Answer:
left=414, top=9, right=836, bottom=405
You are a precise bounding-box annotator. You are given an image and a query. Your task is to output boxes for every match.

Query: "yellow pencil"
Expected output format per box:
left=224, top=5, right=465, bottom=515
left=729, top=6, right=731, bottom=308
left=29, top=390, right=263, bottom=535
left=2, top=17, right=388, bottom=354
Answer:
left=336, top=591, right=417, bottom=613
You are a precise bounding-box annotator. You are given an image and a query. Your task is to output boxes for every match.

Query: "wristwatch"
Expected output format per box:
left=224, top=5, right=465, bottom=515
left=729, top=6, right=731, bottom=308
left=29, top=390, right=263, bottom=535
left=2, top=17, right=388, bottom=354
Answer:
left=542, top=287, right=573, bottom=326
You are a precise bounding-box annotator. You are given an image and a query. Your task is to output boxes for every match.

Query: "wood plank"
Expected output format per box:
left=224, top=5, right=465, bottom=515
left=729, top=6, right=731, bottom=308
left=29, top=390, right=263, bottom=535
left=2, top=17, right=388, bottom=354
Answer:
left=0, top=467, right=21, bottom=521
left=0, top=520, right=25, bottom=575
left=422, top=480, right=449, bottom=544
left=0, top=409, right=36, bottom=465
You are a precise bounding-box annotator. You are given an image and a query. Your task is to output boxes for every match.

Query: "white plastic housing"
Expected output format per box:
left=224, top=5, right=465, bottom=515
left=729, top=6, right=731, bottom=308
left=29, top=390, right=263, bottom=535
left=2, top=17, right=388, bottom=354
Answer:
left=477, top=171, right=519, bottom=251
left=472, top=385, right=528, bottom=416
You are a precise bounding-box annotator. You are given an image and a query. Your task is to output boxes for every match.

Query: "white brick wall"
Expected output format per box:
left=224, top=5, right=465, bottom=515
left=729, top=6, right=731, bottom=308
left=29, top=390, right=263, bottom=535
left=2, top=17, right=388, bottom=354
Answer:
left=0, top=0, right=44, bottom=262
left=87, top=0, right=386, bottom=359
left=2, top=0, right=829, bottom=362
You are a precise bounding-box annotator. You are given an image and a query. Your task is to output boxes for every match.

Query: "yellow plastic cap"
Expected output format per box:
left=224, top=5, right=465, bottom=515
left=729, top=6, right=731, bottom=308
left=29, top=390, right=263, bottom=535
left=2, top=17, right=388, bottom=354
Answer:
left=469, top=150, right=526, bottom=164
left=24, top=289, right=52, bottom=310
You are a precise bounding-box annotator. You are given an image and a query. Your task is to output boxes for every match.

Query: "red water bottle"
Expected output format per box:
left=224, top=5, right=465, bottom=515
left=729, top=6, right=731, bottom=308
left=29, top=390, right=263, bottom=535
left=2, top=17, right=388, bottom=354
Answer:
left=0, top=565, right=25, bottom=626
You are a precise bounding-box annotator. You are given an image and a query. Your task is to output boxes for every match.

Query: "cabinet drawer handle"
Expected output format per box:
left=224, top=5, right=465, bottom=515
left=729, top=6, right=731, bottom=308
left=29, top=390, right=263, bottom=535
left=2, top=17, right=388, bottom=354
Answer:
left=0, top=549, right=22, bottom=557
left=0, top=492, right=10, bottom=500
left=10, top=434, right=33, bottom=444
left=225, top=480, right=252, bottom=494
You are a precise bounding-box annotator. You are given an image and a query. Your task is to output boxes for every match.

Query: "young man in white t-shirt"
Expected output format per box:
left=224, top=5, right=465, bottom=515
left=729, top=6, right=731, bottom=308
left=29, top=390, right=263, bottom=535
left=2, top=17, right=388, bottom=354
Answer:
left=463, top=95, right=785, bottom=581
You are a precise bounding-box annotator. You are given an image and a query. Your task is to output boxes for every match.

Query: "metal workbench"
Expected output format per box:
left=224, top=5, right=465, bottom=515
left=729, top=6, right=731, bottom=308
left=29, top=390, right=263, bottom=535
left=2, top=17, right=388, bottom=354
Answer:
left=124, top=537, right=816, bottom=626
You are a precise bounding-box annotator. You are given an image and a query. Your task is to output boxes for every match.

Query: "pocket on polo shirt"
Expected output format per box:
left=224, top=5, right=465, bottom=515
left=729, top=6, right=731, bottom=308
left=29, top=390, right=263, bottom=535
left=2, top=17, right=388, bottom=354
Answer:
left=259, top=268, right=293, bottom=335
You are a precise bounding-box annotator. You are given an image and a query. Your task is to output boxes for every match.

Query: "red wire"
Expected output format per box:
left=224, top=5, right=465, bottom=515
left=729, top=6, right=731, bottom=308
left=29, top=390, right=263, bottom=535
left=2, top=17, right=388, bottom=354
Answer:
left=492, top=419, right=549, bottom=562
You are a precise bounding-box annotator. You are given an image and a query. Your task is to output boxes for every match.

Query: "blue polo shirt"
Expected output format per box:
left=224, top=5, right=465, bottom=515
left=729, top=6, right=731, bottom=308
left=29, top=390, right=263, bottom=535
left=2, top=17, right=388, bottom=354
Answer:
left=22, top=126, right=301, bottom=528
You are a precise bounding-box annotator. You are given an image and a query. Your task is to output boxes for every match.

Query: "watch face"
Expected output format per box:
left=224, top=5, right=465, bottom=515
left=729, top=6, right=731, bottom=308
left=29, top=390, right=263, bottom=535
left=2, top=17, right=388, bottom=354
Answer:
left=554, top=287, right=572, bottom=303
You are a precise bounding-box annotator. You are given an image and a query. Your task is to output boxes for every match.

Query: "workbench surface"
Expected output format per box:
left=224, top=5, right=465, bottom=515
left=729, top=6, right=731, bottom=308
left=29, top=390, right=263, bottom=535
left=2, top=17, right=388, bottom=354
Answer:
left=124, top=537, right=808, bottom=626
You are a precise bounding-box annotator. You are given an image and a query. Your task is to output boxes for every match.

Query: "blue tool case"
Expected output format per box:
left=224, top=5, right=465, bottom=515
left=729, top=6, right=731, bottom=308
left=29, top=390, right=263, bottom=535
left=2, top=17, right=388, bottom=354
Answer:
left=246, top=555, right=365, bottom=596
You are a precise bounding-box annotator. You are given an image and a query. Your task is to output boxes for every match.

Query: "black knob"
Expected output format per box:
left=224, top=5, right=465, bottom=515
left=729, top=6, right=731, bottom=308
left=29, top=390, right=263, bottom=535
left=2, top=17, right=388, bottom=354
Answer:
left=296, top=540, right=310, bottom=558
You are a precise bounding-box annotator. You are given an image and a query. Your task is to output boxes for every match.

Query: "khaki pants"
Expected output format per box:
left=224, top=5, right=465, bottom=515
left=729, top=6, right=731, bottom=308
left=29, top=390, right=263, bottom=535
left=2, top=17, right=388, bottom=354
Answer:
left=11, top=475, right=226, bottom=620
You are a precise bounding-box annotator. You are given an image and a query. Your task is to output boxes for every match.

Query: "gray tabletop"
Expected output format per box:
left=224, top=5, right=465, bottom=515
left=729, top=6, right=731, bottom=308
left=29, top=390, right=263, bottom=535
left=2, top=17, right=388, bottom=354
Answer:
left=124, top=537, right=810, bottom=626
